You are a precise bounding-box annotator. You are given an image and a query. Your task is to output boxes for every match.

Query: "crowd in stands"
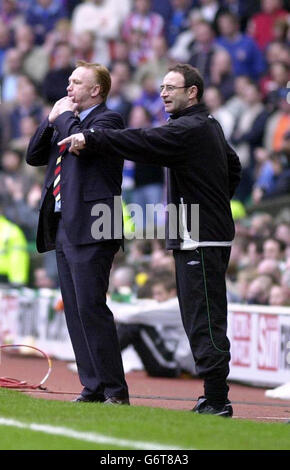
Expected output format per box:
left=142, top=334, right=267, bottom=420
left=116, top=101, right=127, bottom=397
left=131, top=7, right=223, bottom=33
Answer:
left=0, top=0, right=289, bottom=309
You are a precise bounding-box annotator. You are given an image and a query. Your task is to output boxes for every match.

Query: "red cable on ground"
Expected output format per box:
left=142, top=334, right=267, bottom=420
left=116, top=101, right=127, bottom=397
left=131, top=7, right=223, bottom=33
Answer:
left=0, top=344, right=52, bottom=390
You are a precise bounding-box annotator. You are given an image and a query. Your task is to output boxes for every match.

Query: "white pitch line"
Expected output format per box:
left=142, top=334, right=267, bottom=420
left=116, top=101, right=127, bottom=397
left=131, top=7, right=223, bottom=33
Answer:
left=234, top=416, right=290, bottom=421
left=256, top=417, right=290, bottom=421
left=0, top=417, right=185, bottom=450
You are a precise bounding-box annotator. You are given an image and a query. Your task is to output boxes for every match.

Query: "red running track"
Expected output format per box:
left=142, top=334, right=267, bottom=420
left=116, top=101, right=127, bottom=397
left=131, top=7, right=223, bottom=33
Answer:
left=0, top=353, right=290, bottom=423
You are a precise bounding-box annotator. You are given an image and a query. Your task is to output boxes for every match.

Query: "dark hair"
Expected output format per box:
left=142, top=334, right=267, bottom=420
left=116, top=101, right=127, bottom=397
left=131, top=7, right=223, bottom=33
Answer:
left=151, top=270, right=176, bottom=293
left=168, top=63, right=204, bottom=101
left=249, top=238, right=264, bottom=255
left=218, top=10, right=239, bottom=25
left=264, top=237, right=286, bottom=253
left=0, top=194, right=5, bottom=212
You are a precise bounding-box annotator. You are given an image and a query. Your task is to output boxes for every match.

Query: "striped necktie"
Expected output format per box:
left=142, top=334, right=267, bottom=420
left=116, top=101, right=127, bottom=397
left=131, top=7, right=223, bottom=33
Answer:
left=53, top=144, right=66, bottom=204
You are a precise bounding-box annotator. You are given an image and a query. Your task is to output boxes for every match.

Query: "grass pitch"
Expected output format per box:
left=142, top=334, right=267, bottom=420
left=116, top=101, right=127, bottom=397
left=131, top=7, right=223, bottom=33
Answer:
left=0, top=388, right=290, bottom=450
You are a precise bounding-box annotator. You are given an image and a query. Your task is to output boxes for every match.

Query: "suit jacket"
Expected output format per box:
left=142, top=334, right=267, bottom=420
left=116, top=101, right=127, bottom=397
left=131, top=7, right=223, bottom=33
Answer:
left=26, top=103, right=124, bottom=253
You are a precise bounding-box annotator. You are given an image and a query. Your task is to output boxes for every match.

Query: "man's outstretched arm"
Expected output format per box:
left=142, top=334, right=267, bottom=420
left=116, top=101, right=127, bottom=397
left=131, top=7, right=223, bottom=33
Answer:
left=58, top=123, right=193, bottom=169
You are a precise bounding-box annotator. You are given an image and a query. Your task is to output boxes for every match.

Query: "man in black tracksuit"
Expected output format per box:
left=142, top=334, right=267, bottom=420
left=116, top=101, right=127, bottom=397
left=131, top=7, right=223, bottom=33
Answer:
left=59, top=64, right=241, bottom=417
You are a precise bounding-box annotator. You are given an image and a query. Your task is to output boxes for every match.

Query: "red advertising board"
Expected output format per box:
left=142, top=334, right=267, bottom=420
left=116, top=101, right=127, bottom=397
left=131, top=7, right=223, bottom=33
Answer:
left=231, top=312, right=251, bottom=367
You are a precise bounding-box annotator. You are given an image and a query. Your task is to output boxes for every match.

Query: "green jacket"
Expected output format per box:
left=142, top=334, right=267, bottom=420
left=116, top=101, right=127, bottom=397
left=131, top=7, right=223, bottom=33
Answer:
left=0, top=215, right=29, bottom=285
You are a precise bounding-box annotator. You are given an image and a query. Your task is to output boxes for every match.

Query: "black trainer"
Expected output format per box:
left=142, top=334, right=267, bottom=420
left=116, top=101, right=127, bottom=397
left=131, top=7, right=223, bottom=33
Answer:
left=104, top=396, right=130, bottom=405
left=72, top=394, right=105, bottom=403
left=192, top=396, right=233, bottom=417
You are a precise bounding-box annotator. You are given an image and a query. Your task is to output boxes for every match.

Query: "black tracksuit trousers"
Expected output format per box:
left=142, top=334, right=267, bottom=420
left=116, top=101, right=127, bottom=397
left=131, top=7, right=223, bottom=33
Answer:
left=174, top=246, right=231, bottom=405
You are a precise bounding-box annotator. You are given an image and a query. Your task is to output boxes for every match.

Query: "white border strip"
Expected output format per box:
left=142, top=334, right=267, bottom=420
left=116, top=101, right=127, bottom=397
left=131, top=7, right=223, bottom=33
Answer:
left=228, top=303, right=290, bottom=316
left=0, top=417, right=185, bottom=450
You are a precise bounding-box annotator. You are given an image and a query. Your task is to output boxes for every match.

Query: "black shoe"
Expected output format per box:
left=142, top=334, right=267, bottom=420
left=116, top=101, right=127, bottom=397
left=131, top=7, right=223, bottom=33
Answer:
left=72, top=394, right=104, bottom=403
left=104, top=396, right=130, bottom=405
left=192, top=396, right=233, bottom=417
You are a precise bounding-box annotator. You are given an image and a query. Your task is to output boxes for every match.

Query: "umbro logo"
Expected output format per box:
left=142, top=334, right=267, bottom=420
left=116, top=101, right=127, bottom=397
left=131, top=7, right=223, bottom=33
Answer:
left=187, top=261, right=200, bottom=266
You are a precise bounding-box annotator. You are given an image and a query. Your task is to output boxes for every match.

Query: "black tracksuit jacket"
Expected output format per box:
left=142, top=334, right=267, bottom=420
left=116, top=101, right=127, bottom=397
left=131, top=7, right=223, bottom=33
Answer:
left=83, top=103, right=241, bottom=250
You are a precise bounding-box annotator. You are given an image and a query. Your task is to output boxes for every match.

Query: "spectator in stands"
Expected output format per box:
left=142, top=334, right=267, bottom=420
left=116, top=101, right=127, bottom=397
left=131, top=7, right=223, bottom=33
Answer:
left=110, top=60, right=140, bottom=101
left=275, top=222, right=290, bottom=246
left=0, top=19, right=11, bottom=78
left=33, top=267, right=56, bottom=288
left=166, top=0, right=192, bottom=47
left=248, top=0, right=288, bottom=51
left=251, top=146, right=272, bottom=200
left=193, top=0, right=222, bottom=30
left=4, top=181, right=41, bottom=243
left=257, top=259, right=282, bottom=284
left=9, top=75, right=43, bottom=139
left=134, top=73, right=168, bottom=125
left=122, top=0, right=164, bottom=67
left=249, top=213, right=274, bottom=238
left=208, top=48, right=235, bottom=101
left=64, top=0, right=82, bottom=18
left=252, top=130, right=289, bottom=201
left=106, top=72, right=132, bottom=126
left=1, top=47, right=23, bottom=104
left=127, top=240, right=153, bottom=267
left=255, top=151, right=290, bottom=202
left=169, top=9, right=202, bottom=62
left=121, top=246, right=148, bottom=276
left=246, top=274, right=273, bottom=305
left=264, top=89, right=290, bottom=153
left=232, top=269, right=257, bottom=303
left=0, top=148, right=33, bottom=203
left=231, top=82, right=268, bottom=201
left=263, top=237, right=286, bottom=261
left=14, top=23, right=49, bottom=84
left=42, top=42, right=74, bottom=104
left=225, top=75, right=251, bottom=122
left=25, top=0, right=68, bottom=45
left=187, top=20, right=217, bottom=86
left=9, top=115, right=39, bottom=156
left=151, top=272, right=176, bottom=301
left=151, top=0, right=175, bottom=25
left=218, top=0, right=261, bottom=27
left=273, top=15, right=289, bottom=43
left=263, top=62, right=290, bottom=110
left=0, top=194, right=30, bottom=286
left=281, top=269, right=290, bottom=303
left=245, top=238, right=264, bottom=268
left=228, top=234, right=248, bottom=278
left=122, top=160, right=135, bottom=203
left=150, top=252, right=176, bottom=274
left=43, top=17, right=72, bottom=54
left=216, top=11, right=266, bottom=80
left=71, top=0, right=130, bottom=39
left=0, top=103, right=11, bottom=155
left=111, top=39, right=130, bottom=64
left=203, top=85, right=235, bottom=140
left=269, top=284, right=289, bottom=306
left=264, top=40, right=290, bottom=69
left=71, top=30, right=102, bottom=65
left=134, top=36, right=170, bottom=88
left=110, top=264, right=136, bottom=301
left=0, top=0, right=23, bottom=28
left=257, top=152, right=290, bottom=202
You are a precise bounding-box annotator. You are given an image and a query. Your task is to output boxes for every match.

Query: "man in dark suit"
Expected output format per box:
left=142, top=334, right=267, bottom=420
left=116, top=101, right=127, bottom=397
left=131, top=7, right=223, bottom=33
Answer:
left=26, top=61, right=129, bottom=405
